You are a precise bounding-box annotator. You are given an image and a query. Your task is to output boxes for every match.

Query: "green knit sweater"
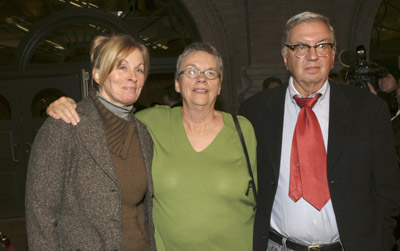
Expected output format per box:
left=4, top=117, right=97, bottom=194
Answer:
left=136, top=106, right=257, bottom=251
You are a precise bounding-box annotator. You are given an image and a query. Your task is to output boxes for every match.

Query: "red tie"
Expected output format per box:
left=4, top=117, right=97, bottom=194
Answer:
left=289, top=94, right=330, bottom=211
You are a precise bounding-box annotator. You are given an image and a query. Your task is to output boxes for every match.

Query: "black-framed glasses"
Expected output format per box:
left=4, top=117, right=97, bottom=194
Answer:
left=178, top=67, right=221, bottom=80
left=284, top=43, right=335, bottom=58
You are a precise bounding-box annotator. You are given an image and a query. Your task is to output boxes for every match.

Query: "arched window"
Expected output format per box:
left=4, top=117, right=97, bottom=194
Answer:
left=0, top=0, right=200, bottom=105
left=31, top=88, right=66, bottom=118
left=0, top=0, right=200, bottom=66
left=0, top=94, right=11, bottom=120
left=370, top=0, right=400, bottom=67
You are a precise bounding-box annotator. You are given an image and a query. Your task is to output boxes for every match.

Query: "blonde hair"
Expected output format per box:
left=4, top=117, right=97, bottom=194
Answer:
left=90, top=34, right=149, bottom=85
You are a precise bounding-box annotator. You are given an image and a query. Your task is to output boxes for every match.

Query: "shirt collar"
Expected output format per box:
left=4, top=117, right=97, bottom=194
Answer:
left=288, top=77, right=329, bottom=104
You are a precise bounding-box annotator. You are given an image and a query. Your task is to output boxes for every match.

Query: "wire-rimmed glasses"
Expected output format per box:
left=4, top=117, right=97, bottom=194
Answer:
left=178, top=67, right=221, bottom=80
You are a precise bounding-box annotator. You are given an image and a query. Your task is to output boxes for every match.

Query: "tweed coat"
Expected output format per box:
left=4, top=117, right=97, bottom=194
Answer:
left=25, top=96, right=156, bottom=251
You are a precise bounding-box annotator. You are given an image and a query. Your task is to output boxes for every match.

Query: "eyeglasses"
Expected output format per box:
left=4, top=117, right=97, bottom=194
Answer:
left=178, top=67, right=221, bottom=80
left=284, top=43, right=335, bottom=58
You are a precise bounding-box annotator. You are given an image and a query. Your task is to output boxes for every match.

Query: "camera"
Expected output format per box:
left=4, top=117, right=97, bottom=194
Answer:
left=343, top=45, right=387, bottom=90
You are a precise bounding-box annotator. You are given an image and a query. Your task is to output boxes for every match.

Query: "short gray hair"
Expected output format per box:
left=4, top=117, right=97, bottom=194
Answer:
left=282, top=12, right=336, bottom=54
left=175, top=42, right=223, bottom=79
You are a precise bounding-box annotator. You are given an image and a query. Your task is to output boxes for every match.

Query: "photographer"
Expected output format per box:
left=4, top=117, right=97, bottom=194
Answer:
left=369, top=65, right=400, bottom=118
left=343, top=45, right=396, bottom=117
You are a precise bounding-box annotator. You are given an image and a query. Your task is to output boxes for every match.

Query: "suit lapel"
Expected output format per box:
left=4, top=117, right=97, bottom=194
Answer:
left=265, top=85, right=287, bottom=179
left=76, top=98, right=118, bottom=185
left=262, top=82, right=351, bottom=176
left=327, top=82, right=354, bottom=171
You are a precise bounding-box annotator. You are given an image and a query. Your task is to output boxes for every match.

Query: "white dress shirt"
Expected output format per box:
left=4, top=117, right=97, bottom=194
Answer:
left=270, top=77, right=340, bottom=245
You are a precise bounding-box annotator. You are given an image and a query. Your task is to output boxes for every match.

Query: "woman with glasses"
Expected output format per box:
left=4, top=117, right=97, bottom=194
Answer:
left=46, top=42, right=257, bottom=251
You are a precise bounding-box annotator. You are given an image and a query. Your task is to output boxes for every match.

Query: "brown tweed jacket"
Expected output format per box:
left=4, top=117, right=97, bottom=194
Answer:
left=25, top=96, right=156, bottom=251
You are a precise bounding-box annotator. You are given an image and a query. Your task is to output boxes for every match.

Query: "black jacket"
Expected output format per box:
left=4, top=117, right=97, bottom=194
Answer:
left=240, top=81, right=400, bottom=251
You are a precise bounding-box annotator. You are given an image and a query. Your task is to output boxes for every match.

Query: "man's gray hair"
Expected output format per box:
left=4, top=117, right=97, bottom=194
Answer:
left=282, top=12, right=336, bottom=54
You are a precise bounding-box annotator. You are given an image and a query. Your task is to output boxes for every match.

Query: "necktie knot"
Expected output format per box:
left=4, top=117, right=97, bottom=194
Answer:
left=294, top=93, right=321, bottom=108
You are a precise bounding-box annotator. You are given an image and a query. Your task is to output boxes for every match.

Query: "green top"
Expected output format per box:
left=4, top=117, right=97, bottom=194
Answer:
left=136, top=106, right=257, bottom=251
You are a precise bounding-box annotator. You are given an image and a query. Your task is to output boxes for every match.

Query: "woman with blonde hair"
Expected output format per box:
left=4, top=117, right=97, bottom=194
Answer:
left=25, top=34, right=156, bottom=250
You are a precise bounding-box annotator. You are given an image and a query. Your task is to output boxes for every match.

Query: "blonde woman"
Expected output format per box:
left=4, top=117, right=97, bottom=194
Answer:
left=26, top=34, right=156, bottom=251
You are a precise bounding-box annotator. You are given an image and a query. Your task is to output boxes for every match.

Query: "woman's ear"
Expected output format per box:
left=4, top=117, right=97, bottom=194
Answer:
left=218, top=75, right=223, bottom=95
left=92, top=68, right=100, bottom=84
left=175, top=79, right=181, bottom=93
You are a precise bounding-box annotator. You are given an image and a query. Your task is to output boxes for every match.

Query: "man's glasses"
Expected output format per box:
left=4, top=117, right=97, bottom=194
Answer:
left=284, top=43, right=335, bottom=58
left=179, top=67, right=221, bottom=80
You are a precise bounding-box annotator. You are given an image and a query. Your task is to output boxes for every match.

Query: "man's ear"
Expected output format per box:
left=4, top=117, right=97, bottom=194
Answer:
left=92, top=68, right=100, bottom=83
left=330, top=46, right=337, bottom=70
left=281, top=49, right=289, bottom=70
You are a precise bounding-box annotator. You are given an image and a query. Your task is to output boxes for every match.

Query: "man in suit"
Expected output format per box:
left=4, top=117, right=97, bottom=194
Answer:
left=240, top=11, right=400, bottom=251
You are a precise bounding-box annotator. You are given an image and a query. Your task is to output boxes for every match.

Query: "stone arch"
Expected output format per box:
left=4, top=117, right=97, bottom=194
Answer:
left=180, top=0, right=235, bottom=112
left=350, top=0, right=383, bottom=58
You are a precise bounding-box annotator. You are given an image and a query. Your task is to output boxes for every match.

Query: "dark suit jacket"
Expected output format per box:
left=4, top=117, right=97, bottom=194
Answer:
left=26, top=96, right=156, bottom=251
left=392, top=114, right=400, bottom=162
left=240, top=81, right=400, bottom=251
